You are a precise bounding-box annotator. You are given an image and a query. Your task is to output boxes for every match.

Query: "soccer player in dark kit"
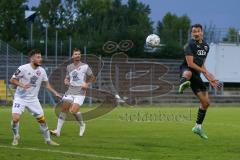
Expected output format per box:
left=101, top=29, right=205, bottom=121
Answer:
left=178, top=24, right=221, bottom=139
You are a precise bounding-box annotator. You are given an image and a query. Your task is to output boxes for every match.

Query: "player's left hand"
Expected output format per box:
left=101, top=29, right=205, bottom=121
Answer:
left=203, top=71, right=222, bottom=89
left=80, top=82, right=89, bottom=89
left=210, top=80, right=222, bottom=89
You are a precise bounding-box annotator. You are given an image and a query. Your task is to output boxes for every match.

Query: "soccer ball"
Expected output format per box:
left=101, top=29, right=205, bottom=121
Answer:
left=146, top=34, right=160, bottom=47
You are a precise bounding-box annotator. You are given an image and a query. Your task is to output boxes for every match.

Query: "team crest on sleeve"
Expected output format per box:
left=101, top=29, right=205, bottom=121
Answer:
left=183, top=43, right=188, bottom=50
left=204, top=45, right=208, bottom=51
left=14, top=69, right=21, bottom=76
left=36, top=70, right=41, bottom=76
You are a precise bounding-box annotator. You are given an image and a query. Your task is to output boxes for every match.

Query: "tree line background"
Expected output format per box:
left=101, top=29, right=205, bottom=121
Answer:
left=0, top=0, right=239, bottom=58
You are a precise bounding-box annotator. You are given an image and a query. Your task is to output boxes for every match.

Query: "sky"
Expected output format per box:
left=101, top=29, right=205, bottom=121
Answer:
left=28, top=0, right=240, bottom=29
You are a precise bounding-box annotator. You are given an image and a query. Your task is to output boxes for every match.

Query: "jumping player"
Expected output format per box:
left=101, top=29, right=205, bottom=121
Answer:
left=179, top=24, right=221, bottom=139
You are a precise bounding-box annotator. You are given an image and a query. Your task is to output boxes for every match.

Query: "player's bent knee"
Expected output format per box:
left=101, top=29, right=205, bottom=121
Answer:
left=12, top=114, right=20, bottom=123
left=183, top=71, right=192, bottom=80
left=70, top=109, right=78, bottom=114
left=70, top=107, right=79, bottom=114
left=207, top=100, right=211, bottom=107
left=62, top=101, right=72, bottom=111
left=70, top=103, right=80, bottom=114
left=37, top=115, right=46, bottom=123
left=202, top=100, right=210, bottom=109
left=61, top=107, right=69, bottom=113
left=12, top=118, right=20, bottom=123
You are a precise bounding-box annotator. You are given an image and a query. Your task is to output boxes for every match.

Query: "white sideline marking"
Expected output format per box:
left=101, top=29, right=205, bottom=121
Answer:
left=0, top=145, right=140, bottom=160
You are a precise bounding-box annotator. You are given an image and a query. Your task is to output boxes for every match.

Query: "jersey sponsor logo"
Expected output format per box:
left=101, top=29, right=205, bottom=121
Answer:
left=36, top=70, right=41, bottom=76
left=197, top=50, right=207, bottom=56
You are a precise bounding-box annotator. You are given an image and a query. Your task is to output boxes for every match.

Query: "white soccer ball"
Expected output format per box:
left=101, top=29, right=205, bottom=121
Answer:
left=146, top=34, right=160, bottom=47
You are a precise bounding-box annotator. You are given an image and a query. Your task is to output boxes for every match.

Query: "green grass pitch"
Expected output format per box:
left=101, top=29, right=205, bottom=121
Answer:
left=0, top=105, right=240, bottom=160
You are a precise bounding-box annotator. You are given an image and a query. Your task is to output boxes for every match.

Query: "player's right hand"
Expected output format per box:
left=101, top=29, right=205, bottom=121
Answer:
left=55, top=93, right=62, bottom=100
left=64, top=78, right=70, bottom=86
left=80, top=82, right=89, bottom=89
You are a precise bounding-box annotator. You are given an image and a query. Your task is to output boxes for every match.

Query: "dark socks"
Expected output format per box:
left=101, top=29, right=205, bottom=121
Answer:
left=196, top=108, right=207, bottom=124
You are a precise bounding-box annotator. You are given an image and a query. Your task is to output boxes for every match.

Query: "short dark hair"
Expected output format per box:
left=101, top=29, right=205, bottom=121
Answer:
left=28, top=49, right=41, bottom=58
left=72, top=48, right=81, bottom=55
left=191, top=24, right=203, bottom=31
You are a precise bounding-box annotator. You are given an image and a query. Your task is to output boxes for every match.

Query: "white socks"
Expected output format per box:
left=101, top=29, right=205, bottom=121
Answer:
left=195, top=123, right=202, bottom=129
left=56, top=112, right=67, bottom=134
left=73, top=112, right=84, bottom=126
left=39, top=123, right=51, bottom=142
left=11, top=121, right=19, bottom=137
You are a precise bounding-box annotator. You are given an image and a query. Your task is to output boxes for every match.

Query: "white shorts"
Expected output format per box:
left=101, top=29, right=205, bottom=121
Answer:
left=62, top=95, right=85, bottom=106
left=12, top=98, right=44, bottom=118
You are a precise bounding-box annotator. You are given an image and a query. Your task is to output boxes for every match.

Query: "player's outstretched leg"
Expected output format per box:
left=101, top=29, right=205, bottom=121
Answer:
left=37, top=116, right=59, bottom=146
left=50, top=112, right=67, bottom=137
left=71, top=104, right=85, bottom=137
left=73, top=112, right=85, bottom=136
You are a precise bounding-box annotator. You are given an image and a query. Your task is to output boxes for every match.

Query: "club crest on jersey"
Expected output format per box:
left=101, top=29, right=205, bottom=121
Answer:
left=72, top=71, right=80, bottom=81
left=30, top=76, right=38, bottom=87
left=36, top=70, right=41, bottom=76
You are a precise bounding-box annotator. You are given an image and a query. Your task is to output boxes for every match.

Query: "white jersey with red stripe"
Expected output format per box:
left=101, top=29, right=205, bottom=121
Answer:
left=12, top=63, right=48, bottom=102
left=65, top=62, right=93, bottom=96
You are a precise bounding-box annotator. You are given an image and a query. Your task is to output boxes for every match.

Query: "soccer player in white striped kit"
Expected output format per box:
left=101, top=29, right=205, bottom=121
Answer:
left=50, top=48, right=95, bottom=137
left=10, top=49, right=62, bottom=146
